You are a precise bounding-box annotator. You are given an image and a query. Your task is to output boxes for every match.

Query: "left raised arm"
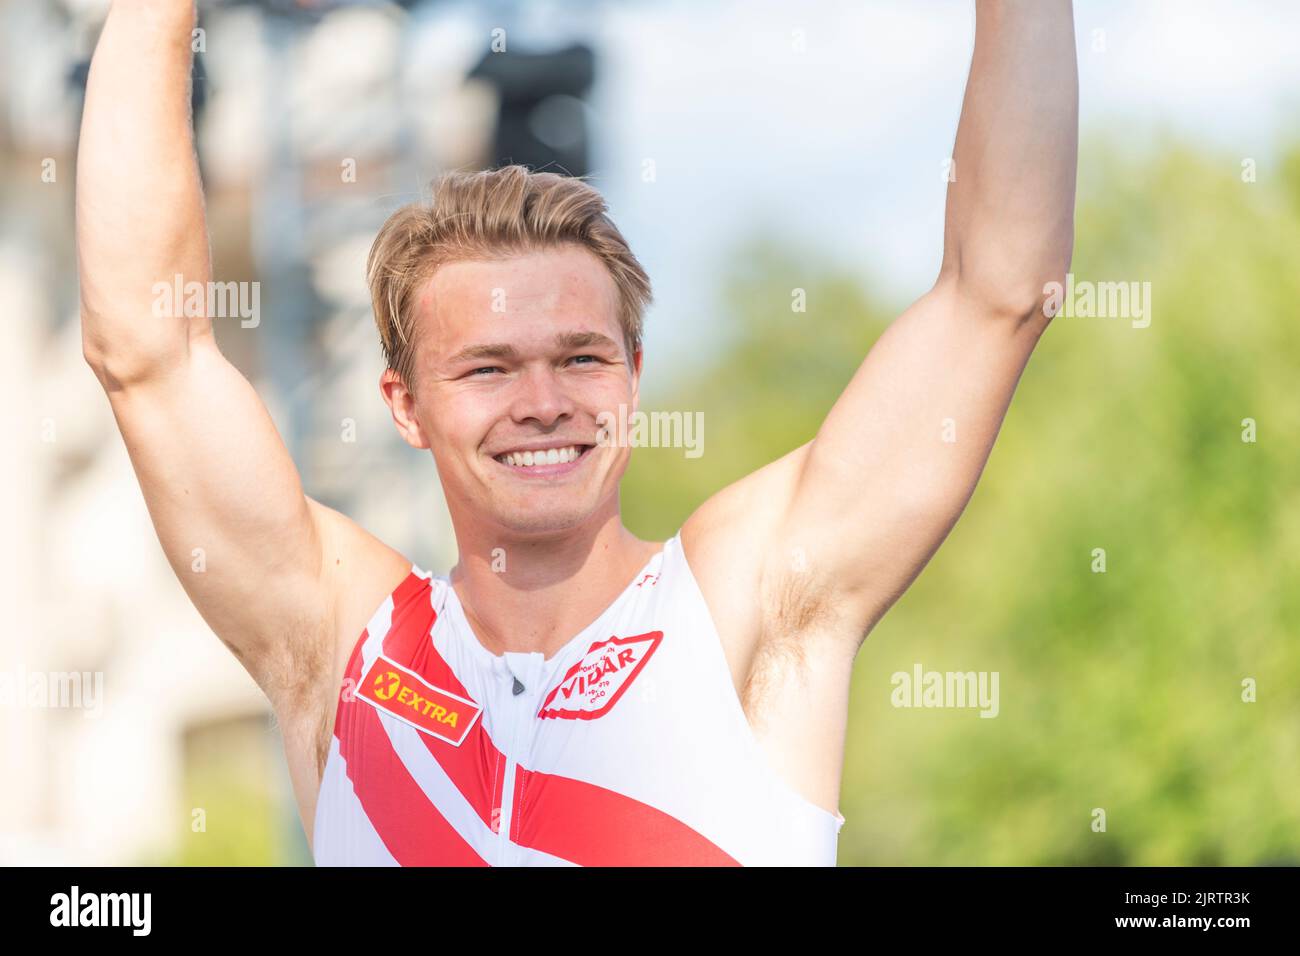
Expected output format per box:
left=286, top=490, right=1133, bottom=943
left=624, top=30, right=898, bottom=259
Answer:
left=733, top=0, right=1079, bottom=648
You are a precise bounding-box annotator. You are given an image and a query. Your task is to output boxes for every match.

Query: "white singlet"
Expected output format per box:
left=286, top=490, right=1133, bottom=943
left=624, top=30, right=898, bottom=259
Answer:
left=311, top=530, right=845, bottom=866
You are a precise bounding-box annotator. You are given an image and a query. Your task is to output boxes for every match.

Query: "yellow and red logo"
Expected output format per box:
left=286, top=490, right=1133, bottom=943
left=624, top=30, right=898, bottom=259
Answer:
left=357, top=655, right=481, bottom=747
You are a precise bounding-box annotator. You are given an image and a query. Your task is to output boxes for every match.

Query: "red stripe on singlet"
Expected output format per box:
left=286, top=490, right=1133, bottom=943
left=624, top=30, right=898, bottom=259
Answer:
left=330, top=579, right=488, bottom=866
left=338, top=695, right=488, bottom=866
left=377, top=574, right=505, bottom=831
left=510, top=768, right=740, bottom=866
left=336, top=572, right=733, bottom=865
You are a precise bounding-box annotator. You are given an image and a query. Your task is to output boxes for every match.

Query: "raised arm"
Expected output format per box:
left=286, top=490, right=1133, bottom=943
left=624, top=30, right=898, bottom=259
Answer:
left=685, top=0, right=1079, bottom=652
left=939, top=0, right=1079, bottom=321
left=76, top=0, right=408, bottom=709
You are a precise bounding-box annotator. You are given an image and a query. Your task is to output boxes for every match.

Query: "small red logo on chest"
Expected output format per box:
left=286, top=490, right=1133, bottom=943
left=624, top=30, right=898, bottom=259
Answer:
left=538, top=631, right=663, bottom=720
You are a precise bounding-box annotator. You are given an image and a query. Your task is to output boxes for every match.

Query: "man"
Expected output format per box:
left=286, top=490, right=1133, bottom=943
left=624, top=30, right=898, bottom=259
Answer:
left=77, top=0, right=1077, bottom=866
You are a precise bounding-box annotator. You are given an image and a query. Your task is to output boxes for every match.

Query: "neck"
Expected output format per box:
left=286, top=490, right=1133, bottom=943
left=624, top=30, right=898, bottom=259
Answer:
left=447, top=506, right=660, bottom=659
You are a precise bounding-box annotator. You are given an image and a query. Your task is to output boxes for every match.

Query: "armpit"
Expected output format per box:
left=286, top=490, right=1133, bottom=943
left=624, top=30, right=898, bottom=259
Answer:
left=744, top=568, right=848, bottom=723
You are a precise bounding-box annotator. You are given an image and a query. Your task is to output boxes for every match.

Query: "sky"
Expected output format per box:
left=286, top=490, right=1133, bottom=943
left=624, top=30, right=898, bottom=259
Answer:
left=5, top=0, right=1299, bottom=371
left=583, top=0, right=1300, bottom=371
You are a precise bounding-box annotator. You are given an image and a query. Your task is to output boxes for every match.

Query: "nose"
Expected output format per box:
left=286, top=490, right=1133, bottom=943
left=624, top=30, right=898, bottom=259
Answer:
left=508, top=363, right=576, bottom=429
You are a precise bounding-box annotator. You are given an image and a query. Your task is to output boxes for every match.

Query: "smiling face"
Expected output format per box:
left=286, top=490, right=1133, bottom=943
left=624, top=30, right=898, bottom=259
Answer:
left=380, top=244, right=640, bottom=539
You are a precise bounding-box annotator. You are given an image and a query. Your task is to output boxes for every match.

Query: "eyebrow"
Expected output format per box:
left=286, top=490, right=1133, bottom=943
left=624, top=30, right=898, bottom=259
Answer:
left=446, top=331, right=622, bottom=365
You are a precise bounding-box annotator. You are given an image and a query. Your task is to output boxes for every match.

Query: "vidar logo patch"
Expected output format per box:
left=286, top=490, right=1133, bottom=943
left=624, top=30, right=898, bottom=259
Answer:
left=358, top=654, right=482, bottom=746
left=538, top=631, right=663, bottom=720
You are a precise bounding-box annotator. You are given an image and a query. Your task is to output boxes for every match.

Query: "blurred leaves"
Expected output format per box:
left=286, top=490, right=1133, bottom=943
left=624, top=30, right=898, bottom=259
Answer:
left=623, top=135, right=1300, bottom=865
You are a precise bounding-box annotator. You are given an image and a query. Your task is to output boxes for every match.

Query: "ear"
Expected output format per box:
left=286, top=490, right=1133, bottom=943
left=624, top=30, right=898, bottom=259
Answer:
left=380, top=368, right=430, bottom=449
left=630, top=347, right=643, bottom=414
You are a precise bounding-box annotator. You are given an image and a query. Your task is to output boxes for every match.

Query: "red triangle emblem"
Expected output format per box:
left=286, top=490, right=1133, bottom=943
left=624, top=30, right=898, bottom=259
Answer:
left=538, top=631, right=663, bottom=720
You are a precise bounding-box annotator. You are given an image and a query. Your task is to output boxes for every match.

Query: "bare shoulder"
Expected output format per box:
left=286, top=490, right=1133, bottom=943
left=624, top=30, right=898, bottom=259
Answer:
left=273, top=500, right=414, bottom=841
left=309, top=498, right=414, bottom=654
left=681, top=439, right=859, bottom=822
left=680, top=441, right=816, bottom=686
left=681, top=439, right=810, bottom=567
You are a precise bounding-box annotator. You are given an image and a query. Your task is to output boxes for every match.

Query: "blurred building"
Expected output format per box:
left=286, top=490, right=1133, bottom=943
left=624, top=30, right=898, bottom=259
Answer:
left=0, top=0, right=600, bottom=864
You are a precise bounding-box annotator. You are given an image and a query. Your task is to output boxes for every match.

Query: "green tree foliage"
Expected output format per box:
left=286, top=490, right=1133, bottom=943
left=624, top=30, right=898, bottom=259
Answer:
left=622, top=136, right=1300, bottom=865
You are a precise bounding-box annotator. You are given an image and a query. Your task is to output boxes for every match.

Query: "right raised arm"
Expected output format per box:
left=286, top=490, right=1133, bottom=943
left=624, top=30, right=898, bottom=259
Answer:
left=76, top=0, right=409, bottom=708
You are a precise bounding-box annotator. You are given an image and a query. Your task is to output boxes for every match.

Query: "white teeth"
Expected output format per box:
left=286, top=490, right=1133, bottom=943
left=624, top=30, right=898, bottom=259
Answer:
left=498, top=446, right=584, bottom=468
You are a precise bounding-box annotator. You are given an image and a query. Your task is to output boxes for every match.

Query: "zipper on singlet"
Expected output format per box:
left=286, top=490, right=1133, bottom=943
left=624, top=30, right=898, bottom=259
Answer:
left=496, top=659, right=533, bottom=866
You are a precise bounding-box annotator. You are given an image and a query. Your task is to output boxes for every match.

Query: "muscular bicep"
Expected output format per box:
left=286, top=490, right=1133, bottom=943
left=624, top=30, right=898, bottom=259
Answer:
left=75, top=1, right=413, bottom=713
left=106, top=335, right=343, bottom=702
left=775, top=280, right=1047, bottom=638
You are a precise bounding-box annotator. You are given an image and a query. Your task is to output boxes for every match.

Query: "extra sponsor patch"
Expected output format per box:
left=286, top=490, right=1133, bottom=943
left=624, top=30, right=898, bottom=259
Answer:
left=538, top=631, right=663, bottom=720
left=358, top=653, right=482, bottom=746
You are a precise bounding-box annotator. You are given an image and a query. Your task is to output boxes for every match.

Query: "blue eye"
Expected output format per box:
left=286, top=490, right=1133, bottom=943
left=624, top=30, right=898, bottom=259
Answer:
left=471, top=367, right=502, bottom=376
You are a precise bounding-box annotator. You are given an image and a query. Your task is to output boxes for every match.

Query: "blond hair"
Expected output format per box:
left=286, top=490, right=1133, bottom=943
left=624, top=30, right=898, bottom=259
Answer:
left=367, top=166, right=652, bottom=394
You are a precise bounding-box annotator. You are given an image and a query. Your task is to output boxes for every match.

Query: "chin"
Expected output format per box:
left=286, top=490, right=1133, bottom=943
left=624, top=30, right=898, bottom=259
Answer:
left=493, top=500, right=595, bottom=537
